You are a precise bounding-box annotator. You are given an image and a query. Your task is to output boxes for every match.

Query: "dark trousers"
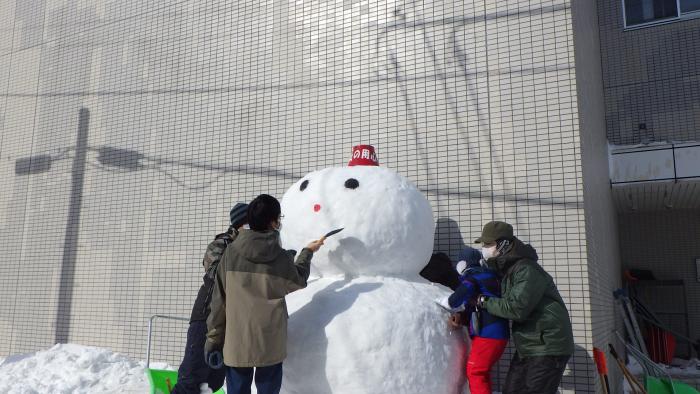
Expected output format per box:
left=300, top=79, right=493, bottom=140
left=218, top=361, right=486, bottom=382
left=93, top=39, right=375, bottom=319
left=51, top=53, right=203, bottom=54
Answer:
left=502, top=353, right=569, bottom=394
left=171, top=320, right=226, bottom=394
left=225, top=363, right=283, bottom=394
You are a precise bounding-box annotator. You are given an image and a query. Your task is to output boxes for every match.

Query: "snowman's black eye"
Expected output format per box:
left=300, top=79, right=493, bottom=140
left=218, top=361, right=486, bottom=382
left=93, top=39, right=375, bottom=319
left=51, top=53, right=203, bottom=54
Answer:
left=344, top=178, right=359, bottom=189
left=300, top=180, right=309, bottom=191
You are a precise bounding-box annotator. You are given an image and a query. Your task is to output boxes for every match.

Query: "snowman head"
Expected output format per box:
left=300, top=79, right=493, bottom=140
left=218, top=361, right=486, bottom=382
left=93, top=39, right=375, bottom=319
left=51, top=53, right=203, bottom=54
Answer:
left=280, top=146, right=434, bottom=278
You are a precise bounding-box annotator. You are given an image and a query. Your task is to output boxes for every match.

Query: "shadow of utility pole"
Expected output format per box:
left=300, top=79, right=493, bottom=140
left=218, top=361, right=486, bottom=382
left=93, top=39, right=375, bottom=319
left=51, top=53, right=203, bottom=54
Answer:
left=55, top=107, right=89, bottom=344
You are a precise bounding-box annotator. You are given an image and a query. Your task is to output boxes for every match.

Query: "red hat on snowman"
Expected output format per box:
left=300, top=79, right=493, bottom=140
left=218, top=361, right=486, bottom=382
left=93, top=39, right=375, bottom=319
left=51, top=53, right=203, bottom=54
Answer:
left=348, top=145, right=379, bottom=166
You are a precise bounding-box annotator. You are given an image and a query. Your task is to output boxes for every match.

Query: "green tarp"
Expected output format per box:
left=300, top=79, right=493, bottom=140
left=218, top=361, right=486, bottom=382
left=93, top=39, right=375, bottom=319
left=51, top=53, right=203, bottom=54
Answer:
left=646, top=376, right=700, bottom=394
left=146, top=368, right=225, bottom=394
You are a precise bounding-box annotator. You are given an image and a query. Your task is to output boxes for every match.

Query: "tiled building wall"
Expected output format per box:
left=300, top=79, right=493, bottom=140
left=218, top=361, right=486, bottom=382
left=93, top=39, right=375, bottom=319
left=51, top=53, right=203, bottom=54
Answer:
left=618, top=209, right=700, bottom=357
left=572, top=0, right=624, bottom=392
left=0, top=0, right=597, bottom=391
left=597, top=0, right=700, bottom=145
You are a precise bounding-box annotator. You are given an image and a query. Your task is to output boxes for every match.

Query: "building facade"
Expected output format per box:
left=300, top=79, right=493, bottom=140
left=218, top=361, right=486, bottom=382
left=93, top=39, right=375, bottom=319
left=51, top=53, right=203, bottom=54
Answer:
left=9, top=0, right=694, bottom=392
left=600, top=1, right=700, bottom=388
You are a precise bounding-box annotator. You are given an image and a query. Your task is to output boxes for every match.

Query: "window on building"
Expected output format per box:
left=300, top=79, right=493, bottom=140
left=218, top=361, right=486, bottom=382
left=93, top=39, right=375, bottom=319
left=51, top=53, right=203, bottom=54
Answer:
left=680, top=0, right=700, bottom=13
left=624, top=0, right=700, bottom=27
left=624, top=0, right=677, bottom=26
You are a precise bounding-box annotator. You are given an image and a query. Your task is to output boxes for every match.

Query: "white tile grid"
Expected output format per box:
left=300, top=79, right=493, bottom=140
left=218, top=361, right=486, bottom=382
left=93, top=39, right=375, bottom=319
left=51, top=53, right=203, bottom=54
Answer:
left=0, top=0, right=597, bottom=391
left=597, top=0, right=700, bottom=145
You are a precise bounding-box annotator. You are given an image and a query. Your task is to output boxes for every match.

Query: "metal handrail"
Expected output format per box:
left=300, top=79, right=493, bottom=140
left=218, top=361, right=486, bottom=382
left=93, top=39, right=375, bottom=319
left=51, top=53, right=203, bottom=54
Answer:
left=146, top=314, right=189, bottom=368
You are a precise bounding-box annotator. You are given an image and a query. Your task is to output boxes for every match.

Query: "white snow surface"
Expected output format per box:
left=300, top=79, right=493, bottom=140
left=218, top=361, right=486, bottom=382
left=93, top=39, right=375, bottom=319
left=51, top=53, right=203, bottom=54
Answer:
left=0, top=337, right=469, bottom=394
left=1, top=164, right=469, bottom=394
left=627, top=357, right=700, bottom=377
left=283, top=276, right=468, bottom=394
left=280, top=166, right=435, bottom=278
left=278, top=164, right=467, bottom=393
left=0, top=343, right=172, bottom=394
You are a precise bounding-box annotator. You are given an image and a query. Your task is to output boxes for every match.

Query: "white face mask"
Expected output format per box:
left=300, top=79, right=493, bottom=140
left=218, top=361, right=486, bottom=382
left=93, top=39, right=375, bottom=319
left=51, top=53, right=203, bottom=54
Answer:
left=481, top=245, right=498, bottom=260
left=242, top=224, right=250, bottom=230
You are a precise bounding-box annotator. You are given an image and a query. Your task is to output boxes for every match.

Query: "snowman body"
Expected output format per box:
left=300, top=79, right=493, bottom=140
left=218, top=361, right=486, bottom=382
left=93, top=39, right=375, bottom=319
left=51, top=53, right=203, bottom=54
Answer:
left=280, top=166, right=467, bottom=394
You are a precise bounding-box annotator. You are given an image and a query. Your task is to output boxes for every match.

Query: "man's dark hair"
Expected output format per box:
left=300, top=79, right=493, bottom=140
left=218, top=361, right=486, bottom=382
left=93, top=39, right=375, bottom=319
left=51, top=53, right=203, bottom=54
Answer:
left=247, top=194, right=281, bottom=231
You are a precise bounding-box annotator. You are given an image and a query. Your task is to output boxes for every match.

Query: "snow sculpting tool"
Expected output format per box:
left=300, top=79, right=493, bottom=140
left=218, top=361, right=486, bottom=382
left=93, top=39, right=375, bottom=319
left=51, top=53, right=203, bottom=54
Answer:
left=593, top=347, right=611, bottom=394
left=322, top=228, right=344, bottom=239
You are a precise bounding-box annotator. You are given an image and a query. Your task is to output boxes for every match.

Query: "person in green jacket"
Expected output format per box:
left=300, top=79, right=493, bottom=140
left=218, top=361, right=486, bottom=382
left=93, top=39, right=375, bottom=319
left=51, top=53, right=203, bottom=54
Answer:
left=474, top=221, right=574, bottom=394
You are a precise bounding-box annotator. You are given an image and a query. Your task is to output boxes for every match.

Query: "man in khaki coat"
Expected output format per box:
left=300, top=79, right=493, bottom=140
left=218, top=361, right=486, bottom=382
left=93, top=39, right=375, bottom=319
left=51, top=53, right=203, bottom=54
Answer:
left=205, top=194, right=323, bottom=394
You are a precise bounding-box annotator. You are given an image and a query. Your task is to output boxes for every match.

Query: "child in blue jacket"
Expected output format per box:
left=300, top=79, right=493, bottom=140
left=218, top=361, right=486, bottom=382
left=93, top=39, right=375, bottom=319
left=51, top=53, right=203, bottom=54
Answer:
left=437, top=247, right=509, bottom=394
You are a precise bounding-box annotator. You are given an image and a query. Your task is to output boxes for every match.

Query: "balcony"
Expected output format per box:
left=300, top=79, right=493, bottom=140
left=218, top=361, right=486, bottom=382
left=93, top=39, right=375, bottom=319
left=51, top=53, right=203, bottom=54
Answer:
left=610, top=142, right=700, bottom=212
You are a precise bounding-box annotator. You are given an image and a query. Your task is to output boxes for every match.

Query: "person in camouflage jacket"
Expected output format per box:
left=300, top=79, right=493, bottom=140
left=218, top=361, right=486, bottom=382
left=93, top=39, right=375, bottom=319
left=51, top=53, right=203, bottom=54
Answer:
left=170, top=203, right=248, bottom=394
left=475, top=221, right=574, bottom=394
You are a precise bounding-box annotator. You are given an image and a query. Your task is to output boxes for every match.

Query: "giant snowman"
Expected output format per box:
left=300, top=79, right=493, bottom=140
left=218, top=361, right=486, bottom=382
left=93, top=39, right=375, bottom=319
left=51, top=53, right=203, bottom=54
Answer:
left=279, top=145, right=467, bottom=394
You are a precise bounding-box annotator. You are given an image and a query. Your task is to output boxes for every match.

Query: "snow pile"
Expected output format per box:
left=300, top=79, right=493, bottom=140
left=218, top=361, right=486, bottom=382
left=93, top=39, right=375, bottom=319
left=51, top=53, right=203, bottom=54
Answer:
left=0, top=343, right=171, bottom=394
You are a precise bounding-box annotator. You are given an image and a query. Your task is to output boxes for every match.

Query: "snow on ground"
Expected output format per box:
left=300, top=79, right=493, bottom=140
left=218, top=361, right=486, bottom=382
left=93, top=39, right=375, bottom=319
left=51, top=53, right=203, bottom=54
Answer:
left=627, top=357, right=700, bottom=377
left=0, top=343, right=173, bottom=394
left=0, top=341, right=467, bottom=394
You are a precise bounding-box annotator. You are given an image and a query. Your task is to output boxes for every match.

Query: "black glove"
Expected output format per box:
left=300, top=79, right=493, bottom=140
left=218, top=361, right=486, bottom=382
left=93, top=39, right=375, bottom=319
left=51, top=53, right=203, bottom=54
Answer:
left=204, top=341, right=224, bottom=369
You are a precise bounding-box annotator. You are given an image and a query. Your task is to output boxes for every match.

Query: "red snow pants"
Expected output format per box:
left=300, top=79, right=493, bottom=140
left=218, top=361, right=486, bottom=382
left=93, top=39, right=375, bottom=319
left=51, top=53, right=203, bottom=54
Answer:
left=466, top=336, right=508, bottom=394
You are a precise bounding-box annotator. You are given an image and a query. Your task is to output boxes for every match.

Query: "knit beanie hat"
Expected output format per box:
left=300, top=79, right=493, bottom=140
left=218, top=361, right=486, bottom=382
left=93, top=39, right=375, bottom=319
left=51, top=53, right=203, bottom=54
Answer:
left=458, top=246, right=482, bottom=268
left=229, top=203, right=249, bottom=228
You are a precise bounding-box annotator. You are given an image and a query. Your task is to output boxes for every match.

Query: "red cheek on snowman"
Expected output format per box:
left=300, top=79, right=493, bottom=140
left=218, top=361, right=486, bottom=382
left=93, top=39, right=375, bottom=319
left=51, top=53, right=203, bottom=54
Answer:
left=313, top=204, right=321, bottom=212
